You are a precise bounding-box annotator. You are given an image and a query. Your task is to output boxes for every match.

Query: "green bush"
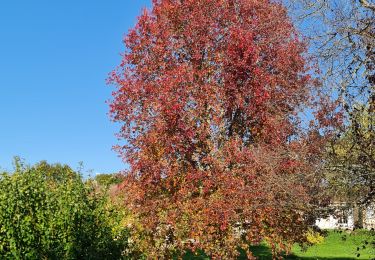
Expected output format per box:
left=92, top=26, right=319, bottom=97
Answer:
left=0, top=159, right=129, bottom=259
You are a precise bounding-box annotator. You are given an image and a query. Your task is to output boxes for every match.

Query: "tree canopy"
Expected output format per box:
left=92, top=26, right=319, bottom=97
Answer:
left=109, top=0, right=338, bottom=258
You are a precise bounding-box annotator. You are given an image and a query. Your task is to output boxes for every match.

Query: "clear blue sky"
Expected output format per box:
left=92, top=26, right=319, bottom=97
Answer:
left=0, top=0, right=151, bottom=175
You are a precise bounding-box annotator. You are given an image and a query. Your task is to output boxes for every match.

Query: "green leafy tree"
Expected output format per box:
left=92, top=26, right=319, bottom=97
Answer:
left=0, top=159, right=130, bottom=259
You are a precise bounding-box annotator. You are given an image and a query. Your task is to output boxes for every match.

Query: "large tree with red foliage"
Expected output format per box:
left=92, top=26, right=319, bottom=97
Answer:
left=109, top=0, right=335, bottom=258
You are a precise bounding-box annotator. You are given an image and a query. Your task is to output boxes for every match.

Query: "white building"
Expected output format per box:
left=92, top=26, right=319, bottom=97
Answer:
left=316, top=203, right=375, bottom=230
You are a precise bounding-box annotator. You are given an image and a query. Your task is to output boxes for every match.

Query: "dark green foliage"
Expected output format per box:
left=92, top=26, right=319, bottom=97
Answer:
left=0, top=159, right=129, bottom=259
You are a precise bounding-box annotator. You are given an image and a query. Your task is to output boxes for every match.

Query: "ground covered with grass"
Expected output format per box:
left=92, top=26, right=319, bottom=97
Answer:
left=252, top=230, right=374, bottom=259
left=184, top=230, right=374, bottom=259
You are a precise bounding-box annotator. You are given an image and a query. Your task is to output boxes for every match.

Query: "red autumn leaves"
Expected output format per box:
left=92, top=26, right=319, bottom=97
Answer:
left=109, top=0, right=336, bottom=258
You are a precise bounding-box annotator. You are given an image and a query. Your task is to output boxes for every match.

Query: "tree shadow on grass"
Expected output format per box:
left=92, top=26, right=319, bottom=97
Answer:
left=248, top=244, right=271, bottom=258
left=183, top=245, right=362, bottom=260
left=285, top=257, right=360, bottom=260
left=247, top=244, right=362, bottom=260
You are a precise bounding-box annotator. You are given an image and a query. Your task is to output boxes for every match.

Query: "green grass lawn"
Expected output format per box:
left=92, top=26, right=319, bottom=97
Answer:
left=184, top=230, right=374, bottom=259
left=251, top=230, right=374, bottom=260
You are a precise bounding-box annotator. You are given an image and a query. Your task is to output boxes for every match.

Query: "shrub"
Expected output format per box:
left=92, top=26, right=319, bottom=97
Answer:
left=305, top=228, right=325, bottom=245
left=0, top=159, right=130, bottom=259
